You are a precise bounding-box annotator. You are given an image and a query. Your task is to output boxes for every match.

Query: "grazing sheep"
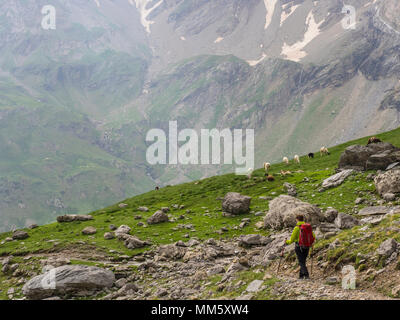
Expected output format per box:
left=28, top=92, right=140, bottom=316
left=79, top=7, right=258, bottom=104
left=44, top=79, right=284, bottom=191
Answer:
left=320, top=147, right=330, bottom=156
left=294, top=155, right=300, bottom=164
left=308, top=153, right=314, bottom=159
left=267, top=175, right=275, bottom=181
left=283, top=157, right=289, bottom=165
left=263, top=162, right=271, bottom=173
left=367, top=137, right=382, bottom=145
left=247, top=168, right=253, bottom=179
left=280, top=170, right=292, bottom=176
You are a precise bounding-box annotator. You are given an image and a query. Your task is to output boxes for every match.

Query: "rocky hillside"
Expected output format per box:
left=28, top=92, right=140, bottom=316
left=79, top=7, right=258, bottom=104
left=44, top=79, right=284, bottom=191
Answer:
left=1, top=128, right=400, bottom=300
left=2, top=0, right=400, bottom=233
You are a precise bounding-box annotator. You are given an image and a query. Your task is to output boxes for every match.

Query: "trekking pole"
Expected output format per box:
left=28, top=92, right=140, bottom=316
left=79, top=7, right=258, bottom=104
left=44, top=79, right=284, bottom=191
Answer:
left=276, top=246, right=285, bottom=274
left=310, top=245, right=314, bottom=276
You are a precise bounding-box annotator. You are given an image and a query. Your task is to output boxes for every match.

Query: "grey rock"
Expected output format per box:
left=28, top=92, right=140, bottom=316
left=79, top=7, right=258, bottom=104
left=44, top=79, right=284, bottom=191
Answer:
left=375, top=169, right=400, bottom=196
left=116, top=233, right=149, bottom=249
left=383, top=193, right=396, bottom=201
left=358, top=206, right=391, bottom=216
left=264, top=195, right=324, bottom=230
left=324, top=208, right=339, bottom=223
left=138, top=206, right=149, bottom=212
left=22, top=265, right=115, bottom=300
left=222, top=192, right=251, bottom=215
left=104, top=232, right=115, bottom=240
left=283, top=182, right=297, bottom=196
left=238, top=234, right=271, bottom=247
left=12, top=230, right=29, bottom=240
left=115, top=225, right=131, bottom=235
left=57, top=215, right=93, bottom=223
left=246, top=280, right=263, bottom=293
left=321, top=169, right=354, bottom=190
left=334, top=213, right=359, bottom=229
left=82, top=227, right=97, bottom=235
left=386, top=162, right=400, bottom=171
left=376, top=238, right=399, bottom=257
left=207, top=265, right=226, bottom=276
left=338, top=143, right=400, bottom=171
left=147, top=210, right=169, bottom=225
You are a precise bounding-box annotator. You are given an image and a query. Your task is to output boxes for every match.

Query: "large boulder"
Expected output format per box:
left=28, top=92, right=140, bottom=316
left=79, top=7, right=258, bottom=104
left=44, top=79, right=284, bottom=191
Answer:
left=358, top=206, right=391, bottom=216
left=334, top=213, right=360, bottom=229
left=22, top=265, right=115, bottom=300
left=12, top=230, right=29, bottom=240
left=338, top=143, right=400, bottom=170
left=374, top=169, right=400, bottom=196
left=57, top=215, right=93, bottom=223
left=321, top=170, right=354, bottom=190
left=147, top=210, right=169, bottom=225
left=376, top=238, right=399, bottom=257
left=367, top=151, right=400, bottom=171
left=116, top=233, right=149, bottom=249
left=222, top=192, right=251, bottom=215
left=263, top=195, right=324, bottom=230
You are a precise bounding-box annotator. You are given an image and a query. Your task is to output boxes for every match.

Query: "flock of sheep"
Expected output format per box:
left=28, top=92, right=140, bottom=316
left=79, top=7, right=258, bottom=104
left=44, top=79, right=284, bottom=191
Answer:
left=247, top=146, right=331, bottom=180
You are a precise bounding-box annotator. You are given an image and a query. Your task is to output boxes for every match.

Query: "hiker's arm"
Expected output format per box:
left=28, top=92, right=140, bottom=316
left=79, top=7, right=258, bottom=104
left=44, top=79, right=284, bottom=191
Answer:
left=286, top=227, right=299, bottom=245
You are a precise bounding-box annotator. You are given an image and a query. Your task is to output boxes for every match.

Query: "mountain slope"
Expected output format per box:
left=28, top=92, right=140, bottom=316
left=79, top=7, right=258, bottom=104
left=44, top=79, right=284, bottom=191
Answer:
left=1, top=127, right=400, bottom=300
left=2, top=0, right=400, bottom=231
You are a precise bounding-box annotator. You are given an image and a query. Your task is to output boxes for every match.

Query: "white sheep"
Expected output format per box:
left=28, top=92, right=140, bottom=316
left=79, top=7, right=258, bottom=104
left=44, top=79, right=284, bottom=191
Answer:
left=263, top=162, right=271, bottom=173
left=320, top=147, right=330, bottom=156
left=294, top=155, right=300, bottom=164
left=283, top=157, right=289, bottom=165
left=247, top=168, right=253, bottom=179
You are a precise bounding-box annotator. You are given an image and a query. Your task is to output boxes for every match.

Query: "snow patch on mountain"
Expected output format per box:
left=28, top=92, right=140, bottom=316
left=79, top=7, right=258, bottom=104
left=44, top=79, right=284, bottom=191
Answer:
left=280, top=4, right=300, bottom=26
left=264, top=0, right=278, bottom=30
left=281, top=11, right=324, bottom=62
left=131, top=0, right=164, bottom=33
left=247, top=53, right=267, bottom=66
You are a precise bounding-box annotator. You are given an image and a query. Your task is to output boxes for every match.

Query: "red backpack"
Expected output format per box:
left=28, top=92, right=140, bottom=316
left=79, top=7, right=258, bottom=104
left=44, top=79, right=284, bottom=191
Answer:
left=298, top=223, right=315, bottom=248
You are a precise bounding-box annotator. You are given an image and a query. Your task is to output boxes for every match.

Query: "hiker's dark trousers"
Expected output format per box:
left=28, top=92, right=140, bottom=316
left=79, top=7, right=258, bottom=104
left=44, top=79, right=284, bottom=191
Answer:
left=295, top=244, right=309, bottom=279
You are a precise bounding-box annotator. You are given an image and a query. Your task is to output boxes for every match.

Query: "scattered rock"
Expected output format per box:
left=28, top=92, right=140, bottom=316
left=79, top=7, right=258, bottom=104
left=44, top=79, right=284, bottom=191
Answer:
left=334, top=213, right=359, bottom=229
left=238, top=234, right=271, bottom=247
left=115, top=225, right=131, bottom=235
left=104, top=232, right=115, bottom=240
left=246, top=280, right=263, bottom=293
left=116, top=233, right=149, bottom=249
left=22, top=265, right=115, bottom=300
left=358, top=206, right=391, bottom=216
left=222, top=192, right=251, bottom=215
left=207, top=266, right=226, bottom=276
left=355, top=198, right=365, bottom=205
left=264, top=195, right=324, bottom=230
left=321, top=170, right=354, bottom=190
left=376, top=238, right=399, bottom=257
left=374, top=169, right=400, bottom=196
left=118, top=203, right=128, bottom=209
left=57, top=215, right=93, bottom=223
left=138, top=207, right=149, bottom=212
left=147, top=210, right=169, bottom=225
left=324, top=208, right=339, bottom=223
left=283, top=182, right=297, bottom=196
left=338, top=143, right=400, bottom=171
left=12, top=230, right=29, bottom=240
left=82, top=227, right=97, bottom=235
left=383, top=193, right=396, bottom=202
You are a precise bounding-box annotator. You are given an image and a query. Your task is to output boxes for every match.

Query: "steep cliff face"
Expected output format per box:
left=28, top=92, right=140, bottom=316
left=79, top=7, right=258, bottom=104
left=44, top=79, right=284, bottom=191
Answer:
left=1, top=0, right=400, bottom=230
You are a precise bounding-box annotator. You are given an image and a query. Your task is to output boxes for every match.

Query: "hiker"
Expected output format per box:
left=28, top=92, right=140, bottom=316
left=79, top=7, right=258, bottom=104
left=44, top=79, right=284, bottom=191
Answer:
left=285, top=214, right=315, bottom=279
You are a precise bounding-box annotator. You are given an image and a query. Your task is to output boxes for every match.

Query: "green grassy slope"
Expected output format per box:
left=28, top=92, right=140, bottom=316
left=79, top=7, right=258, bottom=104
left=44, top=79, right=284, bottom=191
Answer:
left=1, top=126, right=400, bottom=257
